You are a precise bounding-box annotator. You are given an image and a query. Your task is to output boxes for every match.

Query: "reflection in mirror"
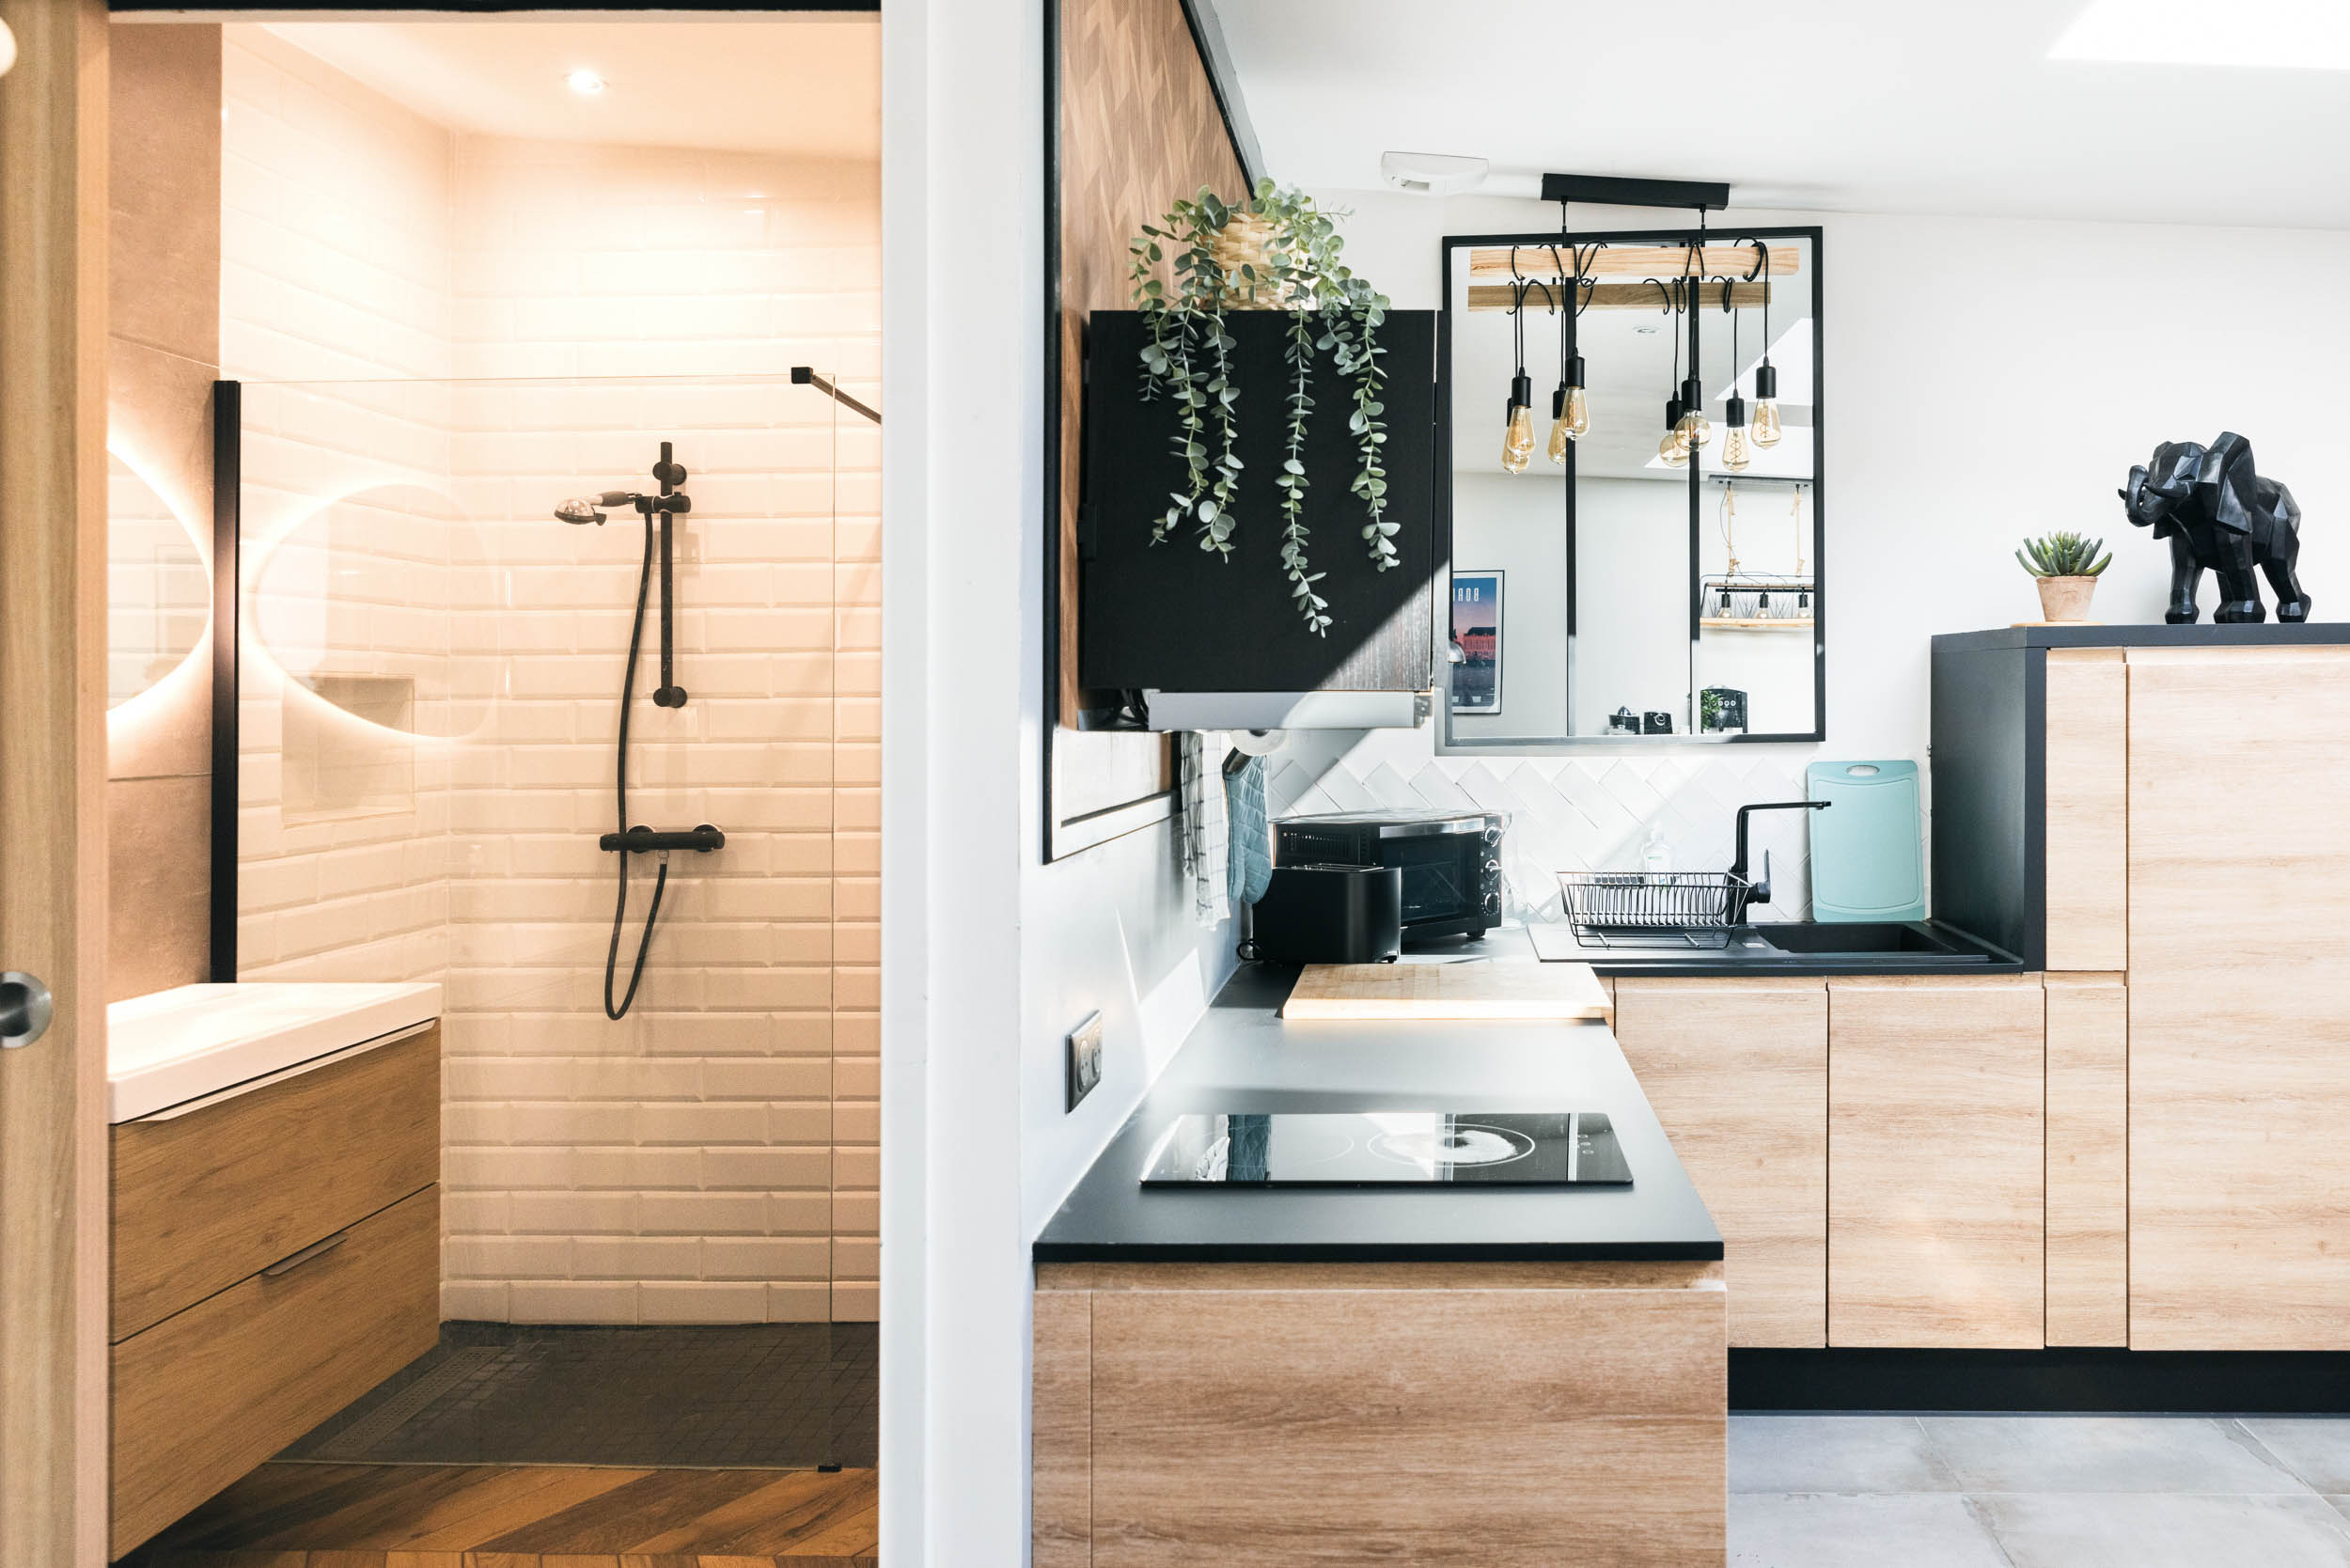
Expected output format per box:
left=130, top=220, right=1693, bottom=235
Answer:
left=1440, top=229, right=1822, bottom=747
left=107, top=452, right=210, bottom=711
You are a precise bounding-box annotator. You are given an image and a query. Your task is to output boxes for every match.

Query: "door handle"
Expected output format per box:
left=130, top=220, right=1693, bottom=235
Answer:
left=1, top=972, right=53, bottom=1049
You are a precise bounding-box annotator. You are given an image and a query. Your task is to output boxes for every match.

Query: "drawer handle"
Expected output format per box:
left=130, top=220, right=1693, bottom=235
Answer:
left=260, top=1231, right=350, bottom=1278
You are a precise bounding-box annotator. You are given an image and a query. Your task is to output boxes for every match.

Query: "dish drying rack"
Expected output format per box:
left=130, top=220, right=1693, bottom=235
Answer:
left=1555, top=870, right=1752, bottom=949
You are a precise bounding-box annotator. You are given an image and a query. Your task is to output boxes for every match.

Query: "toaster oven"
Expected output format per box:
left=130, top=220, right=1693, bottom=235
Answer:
left=1271, top=809, right=1507, bottom=941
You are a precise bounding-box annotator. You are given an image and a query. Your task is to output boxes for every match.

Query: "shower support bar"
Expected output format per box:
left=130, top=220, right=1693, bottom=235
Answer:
left=791, top=365, right=881, bottom=425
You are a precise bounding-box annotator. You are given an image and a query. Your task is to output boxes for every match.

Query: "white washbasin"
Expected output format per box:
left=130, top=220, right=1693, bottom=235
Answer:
left=107, top=981, right=442, bottom=1122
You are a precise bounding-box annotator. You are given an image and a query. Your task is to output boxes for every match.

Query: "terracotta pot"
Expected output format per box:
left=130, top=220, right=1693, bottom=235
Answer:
left=2035, top=574, right=2099, bottom=622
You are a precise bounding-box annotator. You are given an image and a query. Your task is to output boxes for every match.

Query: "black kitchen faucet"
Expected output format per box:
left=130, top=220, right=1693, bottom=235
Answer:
left=1727, top=801, right=1831, bottom=924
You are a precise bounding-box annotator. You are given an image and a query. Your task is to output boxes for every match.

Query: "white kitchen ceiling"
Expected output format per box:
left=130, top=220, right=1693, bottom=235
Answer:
left=1207, top=0, right=2350, bottom=227
left=264, top=14, right=880, bottom=161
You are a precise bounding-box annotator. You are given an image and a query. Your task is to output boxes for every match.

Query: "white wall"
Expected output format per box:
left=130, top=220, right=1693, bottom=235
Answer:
left=1291, top=185, right=2350, bottom=915
left=878, top=0, right=1246, bottom=1560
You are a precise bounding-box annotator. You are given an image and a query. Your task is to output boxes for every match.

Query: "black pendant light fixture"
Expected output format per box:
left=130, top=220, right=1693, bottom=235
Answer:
left=1653, top=278, right=1690, bottom=469
left=1748, top=236, right=1783, bottom=448
left=1501, top=249, right=1535, bottom=474
left=1671, top=235, right=1710, bottom=454
left=1545, top=242, right=1595, bottom=463
left=1719, top=274, right=1753, bottom=474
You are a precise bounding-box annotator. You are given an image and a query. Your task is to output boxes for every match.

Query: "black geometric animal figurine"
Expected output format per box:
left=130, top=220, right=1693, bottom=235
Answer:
left=2119, top=431, right=2309, bottom=623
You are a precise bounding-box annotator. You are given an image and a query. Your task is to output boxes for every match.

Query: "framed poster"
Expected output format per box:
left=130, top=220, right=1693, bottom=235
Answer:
left=1449, top=571, right=1504, bottom=716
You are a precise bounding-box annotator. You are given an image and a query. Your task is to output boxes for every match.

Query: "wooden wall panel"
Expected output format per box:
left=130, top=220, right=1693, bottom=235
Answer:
left=2126, top=646, right=2350, bottom=1350
left=1614, top=978, right=1826, bottom=1347
left=2044, top=648, right=2127, bottom=972
left=2044, top=973, right=2126, bottom=1347
left=1047, top=0, right=1240, bottom=843
left=0, top=1, right=114, bottom=1560
left=1827, top=975, right=2045, bottom=1348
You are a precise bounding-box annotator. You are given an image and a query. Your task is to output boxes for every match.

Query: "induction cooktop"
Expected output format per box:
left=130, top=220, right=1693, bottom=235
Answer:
left=1139, top=1111, right=1631, bottom=1188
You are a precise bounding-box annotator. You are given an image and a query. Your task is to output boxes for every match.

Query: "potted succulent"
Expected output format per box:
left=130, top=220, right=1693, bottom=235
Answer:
left=2016, top=532, right=2112, bottom=622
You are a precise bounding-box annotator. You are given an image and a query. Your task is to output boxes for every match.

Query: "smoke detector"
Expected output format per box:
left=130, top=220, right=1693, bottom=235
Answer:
left=1380, top=150, right=1488, bottom=197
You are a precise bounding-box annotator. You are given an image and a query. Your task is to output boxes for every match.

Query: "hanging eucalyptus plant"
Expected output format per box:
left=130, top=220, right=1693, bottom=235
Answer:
left=1128, top=180, right=1393, bottom=635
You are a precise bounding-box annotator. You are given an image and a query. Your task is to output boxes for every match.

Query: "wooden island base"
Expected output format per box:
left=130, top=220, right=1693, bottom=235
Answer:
left=1034, top=1259, right=1728, bottom=1567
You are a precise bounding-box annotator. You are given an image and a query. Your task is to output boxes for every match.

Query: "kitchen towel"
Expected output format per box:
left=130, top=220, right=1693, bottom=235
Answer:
left=1178, top=731, right=1230, bottom=931
left=1225, top=753, right=1273, bottom=908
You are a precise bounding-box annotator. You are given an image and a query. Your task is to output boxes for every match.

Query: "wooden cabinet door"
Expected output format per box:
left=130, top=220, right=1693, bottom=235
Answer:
left=2044, top=648, right=2128, bottom=970
left=2126, top=646, right=2350, bottom=1350
left=1827, top=975, right=2045, bottom=1347
left=2045, top=974, right=2127, bottom=1346
left=1615, top=977, right=1826, bottom=1346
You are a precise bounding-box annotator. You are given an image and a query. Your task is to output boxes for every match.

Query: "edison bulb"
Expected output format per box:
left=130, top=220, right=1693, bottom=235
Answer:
left=1502, top=403, right=1535, bottom=474
left=1546, top=410, right=1572, bottom=465
left=1657, top=430, right=1690, bottom=467
left=1675, top=408, right=1713, bottom=449
left=1751, top=400, right=1782, bottom=448
left=1720, top=427, right=1752, bottom=473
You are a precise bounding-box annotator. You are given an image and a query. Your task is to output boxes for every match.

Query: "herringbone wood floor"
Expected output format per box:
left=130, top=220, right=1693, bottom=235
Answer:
left=121, top=1462, right=877, bottom=1567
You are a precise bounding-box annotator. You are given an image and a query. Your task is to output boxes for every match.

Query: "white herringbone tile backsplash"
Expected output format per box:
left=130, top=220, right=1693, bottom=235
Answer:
left=1261, top=729, right=1820, bottom=924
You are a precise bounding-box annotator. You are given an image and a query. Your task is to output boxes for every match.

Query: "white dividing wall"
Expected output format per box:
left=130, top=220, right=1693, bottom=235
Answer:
left=1280, top=186, right=2350, bottom=917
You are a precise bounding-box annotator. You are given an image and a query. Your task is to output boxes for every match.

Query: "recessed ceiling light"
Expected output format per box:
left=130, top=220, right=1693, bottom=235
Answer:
left=566, top=68, right=608, bottom=95
left=2050, top=0, right=2350, bottom=70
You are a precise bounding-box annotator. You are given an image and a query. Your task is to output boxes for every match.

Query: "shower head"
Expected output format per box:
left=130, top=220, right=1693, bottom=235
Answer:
left=556, top=498, right=606, bottom=525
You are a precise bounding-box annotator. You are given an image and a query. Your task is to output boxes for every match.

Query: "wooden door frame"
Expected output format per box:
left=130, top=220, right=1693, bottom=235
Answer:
left=0, top=0, right=111, bottom=1563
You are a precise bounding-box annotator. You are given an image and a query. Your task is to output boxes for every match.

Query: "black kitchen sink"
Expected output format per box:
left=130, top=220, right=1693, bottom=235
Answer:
left=1559, top=917, right=2013, bottom=969
left=1743, top=921, right=1973, bottom=956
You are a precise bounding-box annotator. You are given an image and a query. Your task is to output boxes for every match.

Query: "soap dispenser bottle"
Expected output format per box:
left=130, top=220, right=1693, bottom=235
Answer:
left=1641, top=823, right=1671, bottom=874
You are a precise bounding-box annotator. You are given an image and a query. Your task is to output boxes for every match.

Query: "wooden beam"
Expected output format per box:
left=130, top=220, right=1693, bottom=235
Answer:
left=1468, top=243, right=1798, bottom=281
left=1468, top=281, right=1775, bottom=313
left=0, top=1, right=112, bottom=1565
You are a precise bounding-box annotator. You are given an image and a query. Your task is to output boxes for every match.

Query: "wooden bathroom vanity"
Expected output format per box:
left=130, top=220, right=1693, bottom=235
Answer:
left=105, top=989, right=442, bottom=1559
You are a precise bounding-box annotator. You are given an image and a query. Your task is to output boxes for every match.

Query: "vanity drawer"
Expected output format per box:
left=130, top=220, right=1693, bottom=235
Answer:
left=112, top=1024, right=440, bottom=1340
left=110, top=1184, right=439, bottom=1558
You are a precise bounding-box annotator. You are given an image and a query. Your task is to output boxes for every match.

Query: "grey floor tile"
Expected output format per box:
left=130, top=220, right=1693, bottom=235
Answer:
left=2243, top=1419, right=2350, bottom=1493
left=1921, top=1414, right=2310, bottom=1494
left=1975, top=1492, right=2350, bottom=1568
left=1731, top=1416, right=1959, bottom=1494
left=1730, top=1493, right=2012, bottom=1568
left=2331, top=1497, right=2350, bottom=1526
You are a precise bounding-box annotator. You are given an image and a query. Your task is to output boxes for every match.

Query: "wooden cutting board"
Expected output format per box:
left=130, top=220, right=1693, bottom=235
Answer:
left=1281, top=960, right=1611, bottom=1023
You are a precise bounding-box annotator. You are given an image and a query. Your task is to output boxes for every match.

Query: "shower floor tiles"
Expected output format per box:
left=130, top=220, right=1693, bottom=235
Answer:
left=280, top=1323, right=878, bottom=1470
left=120, top=1462, right=876, bottom=1566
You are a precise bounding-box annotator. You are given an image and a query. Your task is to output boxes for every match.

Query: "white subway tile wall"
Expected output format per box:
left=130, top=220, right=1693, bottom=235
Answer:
left=1261, top=727, right=1817, bottom=924
left=222, top=29, right=880, bottom=1325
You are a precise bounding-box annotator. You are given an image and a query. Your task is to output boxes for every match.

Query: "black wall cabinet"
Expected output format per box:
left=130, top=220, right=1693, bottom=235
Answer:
left=1079, top=309, right=1437, bottom=695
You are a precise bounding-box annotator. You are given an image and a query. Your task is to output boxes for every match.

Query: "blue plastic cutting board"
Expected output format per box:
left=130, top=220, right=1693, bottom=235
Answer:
left=1805, top=760, right=1926, bottom=923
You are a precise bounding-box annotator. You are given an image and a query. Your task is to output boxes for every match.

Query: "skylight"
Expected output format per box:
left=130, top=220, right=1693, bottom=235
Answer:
left=2050, top=0, right=2350, bottom=70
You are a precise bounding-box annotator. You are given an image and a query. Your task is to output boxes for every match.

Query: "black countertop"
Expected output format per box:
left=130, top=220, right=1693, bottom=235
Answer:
left=1031, top=961, right=1724, bottom=1264
left=1933, top=622, right=2350, bottom=653
left=1548, top=921, right=2026, bottom=979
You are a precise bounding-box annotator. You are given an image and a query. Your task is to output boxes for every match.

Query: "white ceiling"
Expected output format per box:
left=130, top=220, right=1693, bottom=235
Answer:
left=264, top=15, right=880, bottom=160
left=1209, top=0, right=2350, bottom=228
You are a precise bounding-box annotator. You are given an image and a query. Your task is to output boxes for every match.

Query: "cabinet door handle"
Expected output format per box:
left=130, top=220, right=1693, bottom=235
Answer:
left=260, top=1230, right=350, bottom=1278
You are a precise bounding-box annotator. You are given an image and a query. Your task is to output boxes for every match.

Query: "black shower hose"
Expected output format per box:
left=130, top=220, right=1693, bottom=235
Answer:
left=604, top=510, right=668, bottom=1020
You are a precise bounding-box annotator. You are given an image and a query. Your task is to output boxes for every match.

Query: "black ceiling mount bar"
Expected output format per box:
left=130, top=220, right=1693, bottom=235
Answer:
left=1541, top=172, right=1731, bottom=212
left=791, top=366, right=881, bottom=426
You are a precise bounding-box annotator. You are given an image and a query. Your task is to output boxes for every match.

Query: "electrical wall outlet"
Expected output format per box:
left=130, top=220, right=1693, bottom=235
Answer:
left=1065, top=1011, right=1104, bottom=1111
